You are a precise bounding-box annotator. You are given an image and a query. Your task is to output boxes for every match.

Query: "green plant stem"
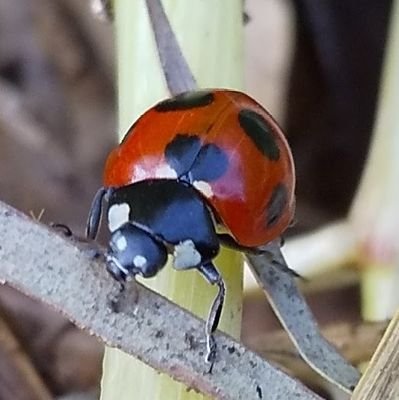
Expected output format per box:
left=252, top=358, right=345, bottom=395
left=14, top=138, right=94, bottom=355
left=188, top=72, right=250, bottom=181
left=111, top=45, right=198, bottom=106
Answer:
left=100, top=1, right=243, bottom=399
left=350, top=1, right=399, bottom=320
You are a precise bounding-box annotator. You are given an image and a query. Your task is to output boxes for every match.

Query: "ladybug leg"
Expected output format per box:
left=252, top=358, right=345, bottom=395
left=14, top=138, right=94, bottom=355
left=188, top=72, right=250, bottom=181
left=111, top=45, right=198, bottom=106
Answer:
left=217, top=233, right=262, bottom=255
left=108, top=280, right=127, bottom=313
left=86, top=187, right=111, bottom=240
left=50, top=222, right=73, bottom=237
left=197, top=262, right=225, bottom=373
left=218, top=234, right=301, bottom=279
left=51, top=222, right=103, bottom=260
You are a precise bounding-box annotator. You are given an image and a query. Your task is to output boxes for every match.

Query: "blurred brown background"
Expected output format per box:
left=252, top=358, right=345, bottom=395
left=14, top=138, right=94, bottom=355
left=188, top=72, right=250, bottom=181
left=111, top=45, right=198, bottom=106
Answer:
left=0, top=0, right=392, bottom=399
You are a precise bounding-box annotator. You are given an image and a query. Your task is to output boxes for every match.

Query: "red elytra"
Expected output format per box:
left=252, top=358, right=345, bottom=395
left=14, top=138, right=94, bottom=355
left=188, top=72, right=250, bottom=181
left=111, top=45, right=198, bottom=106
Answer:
left=103, top=89, right=295, bottom=248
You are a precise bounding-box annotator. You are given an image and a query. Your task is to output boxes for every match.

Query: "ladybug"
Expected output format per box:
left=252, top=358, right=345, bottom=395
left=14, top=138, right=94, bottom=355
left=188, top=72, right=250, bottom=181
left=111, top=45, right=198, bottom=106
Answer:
left=86, top=89, right=295, bottom=366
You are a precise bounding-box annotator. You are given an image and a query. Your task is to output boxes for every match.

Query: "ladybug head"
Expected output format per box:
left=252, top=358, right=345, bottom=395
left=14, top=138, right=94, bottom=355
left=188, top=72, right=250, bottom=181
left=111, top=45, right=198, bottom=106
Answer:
left=105, top=224, right=168, bottom=281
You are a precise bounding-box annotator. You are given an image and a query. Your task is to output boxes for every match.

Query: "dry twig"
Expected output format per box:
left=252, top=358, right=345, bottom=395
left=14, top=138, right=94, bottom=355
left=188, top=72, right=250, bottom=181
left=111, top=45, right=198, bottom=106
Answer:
left=351, top=311, right=399, bottom=399
left=0, top=200, right=322, bottom=400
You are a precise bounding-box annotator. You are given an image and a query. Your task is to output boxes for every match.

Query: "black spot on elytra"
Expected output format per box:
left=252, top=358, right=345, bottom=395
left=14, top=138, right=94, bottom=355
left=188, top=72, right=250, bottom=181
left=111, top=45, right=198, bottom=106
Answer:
left=266, top=183, right=288, bottom=227
left=155, top=91, right=214, bottom=112
left=165, top=134, right=228, bottom=182
left=190, top=143, right=228, bottom=182
left=238, top=109, right=280, bottom=161
left=165, top=134, right=202, bottom=177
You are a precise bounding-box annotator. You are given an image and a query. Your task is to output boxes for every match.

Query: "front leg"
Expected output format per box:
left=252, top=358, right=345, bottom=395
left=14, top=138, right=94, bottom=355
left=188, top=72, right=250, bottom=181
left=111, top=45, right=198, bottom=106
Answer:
left=217, top=233, right=263, bottom=254
left=197, top=262, right=226, bottom=373
left=218, top=234, right=301, bottom=278
left=51, top=222, right=73, bottom=237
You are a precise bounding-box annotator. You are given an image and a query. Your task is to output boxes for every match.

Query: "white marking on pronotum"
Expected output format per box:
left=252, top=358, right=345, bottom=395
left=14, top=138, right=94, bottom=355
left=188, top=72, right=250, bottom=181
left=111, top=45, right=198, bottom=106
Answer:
left=173, top=239, right=202, bottom=269
left=193, top=180, right=213, bottom=198
left=115, top=235, right=128, bottom=251
left=155, top=164, right=178, bottom=179
left=108, top=203, right=130, bottom=232
left=133, top=255, right=147, bottom=268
